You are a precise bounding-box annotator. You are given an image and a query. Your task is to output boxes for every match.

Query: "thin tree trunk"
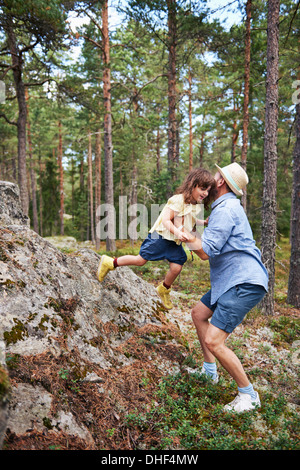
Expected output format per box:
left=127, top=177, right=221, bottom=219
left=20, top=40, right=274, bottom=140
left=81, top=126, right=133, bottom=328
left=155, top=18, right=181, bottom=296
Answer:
left=39, top=150, right=43, bottom=237
left=129, top=89, right=138, bottom=246
left=25, top=88, right=38, bottom=233
left=231, top=97, right=239, bottom=162
left=188, top=69, right=193, bottom=171
left=95, top=128, right=102, bottom=251
left=156, top=127, right=161, bottom=174
left=88, top=129, right=95, bottom=243
left=58, top=120, right=64, bottom=236
left=71, top=157, right=75, bottom=223
left=167, top=0, right=178, bottom=183
left=260, top=0, right=280, bottom=316
left=129, top=164, right=138, bottom=247
left=102, top=0, right=116, bottom=251
left=6, top=23, right=28, bottom=214
left=287, top=100, right=300, bottom=307
left=241, top=0, right=252, bottom=211
left=79, top=153, right=85, bottom=241
left=199, top=111, right=206, bottom=167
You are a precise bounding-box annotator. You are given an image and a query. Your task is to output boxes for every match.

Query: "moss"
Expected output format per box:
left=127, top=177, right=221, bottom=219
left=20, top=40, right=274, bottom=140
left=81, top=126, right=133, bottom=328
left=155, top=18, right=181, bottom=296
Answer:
left=0, top=279, right=15, bottom=288
left=0, top=246, right=10, bottom=262
left=38, top=314, right=50, bottom=332
left=44, top=296, right=80, bottom=331
left=117, top=305, right=132, bottom=314
left=4, top=319, right=28, bottom=345
left=0, top=279, right=26, bottom=289
left=43, top=417, right=54, bottom=430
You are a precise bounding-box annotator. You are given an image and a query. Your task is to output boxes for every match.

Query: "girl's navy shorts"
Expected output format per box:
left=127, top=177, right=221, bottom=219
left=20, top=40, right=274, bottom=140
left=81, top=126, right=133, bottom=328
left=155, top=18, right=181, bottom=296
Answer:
left=139, top=232, right=187, bottom=265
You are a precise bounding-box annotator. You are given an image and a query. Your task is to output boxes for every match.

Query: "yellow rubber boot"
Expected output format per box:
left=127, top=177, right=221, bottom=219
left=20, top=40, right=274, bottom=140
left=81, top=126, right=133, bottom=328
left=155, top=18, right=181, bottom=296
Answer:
left=97, top=255, right=115, bottom=282
left=156, top=283, right=173, bottom=310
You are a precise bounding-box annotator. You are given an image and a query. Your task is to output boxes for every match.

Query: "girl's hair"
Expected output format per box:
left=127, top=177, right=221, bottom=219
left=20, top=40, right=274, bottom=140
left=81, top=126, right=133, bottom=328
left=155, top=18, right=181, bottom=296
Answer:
left=175, top=168, right=216, bottom=209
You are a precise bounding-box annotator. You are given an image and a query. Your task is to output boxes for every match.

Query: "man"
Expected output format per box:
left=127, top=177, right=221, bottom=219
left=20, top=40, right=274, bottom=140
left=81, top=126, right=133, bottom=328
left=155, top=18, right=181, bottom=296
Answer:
left=187, top=162, right=268, bottom=413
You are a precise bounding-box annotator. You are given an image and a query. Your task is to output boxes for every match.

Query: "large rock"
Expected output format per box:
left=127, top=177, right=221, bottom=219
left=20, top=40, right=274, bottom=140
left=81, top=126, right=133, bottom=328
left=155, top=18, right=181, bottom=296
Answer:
left=0, top=181, right=29, bottom=228
left=0, top=181, right=186, bottom=450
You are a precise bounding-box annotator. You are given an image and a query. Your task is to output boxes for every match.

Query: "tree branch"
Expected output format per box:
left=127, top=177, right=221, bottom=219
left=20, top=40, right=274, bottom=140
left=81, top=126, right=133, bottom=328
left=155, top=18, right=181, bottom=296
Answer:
left=20, top=40, right=39, bottom=54
left=135, top=73, right=168, bottom=100
left=23, top=77, right=58, bottom=87
left=82, top=35, right=104, bottom=51
left=83, top=10, right=105, bottom=40
left=0, top=112, right=17, bottom=126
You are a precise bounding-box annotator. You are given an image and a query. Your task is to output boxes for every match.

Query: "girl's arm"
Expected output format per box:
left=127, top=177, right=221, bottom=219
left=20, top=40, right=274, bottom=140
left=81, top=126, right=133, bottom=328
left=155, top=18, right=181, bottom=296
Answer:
left=162, top=208, right=193, bottom=242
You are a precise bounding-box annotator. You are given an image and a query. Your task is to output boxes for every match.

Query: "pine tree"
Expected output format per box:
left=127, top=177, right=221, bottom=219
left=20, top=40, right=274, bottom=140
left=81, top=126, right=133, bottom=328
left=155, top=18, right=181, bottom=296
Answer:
left=0, top=0, right=68, bottom=214
left=260, top=0, right=280, bottom=315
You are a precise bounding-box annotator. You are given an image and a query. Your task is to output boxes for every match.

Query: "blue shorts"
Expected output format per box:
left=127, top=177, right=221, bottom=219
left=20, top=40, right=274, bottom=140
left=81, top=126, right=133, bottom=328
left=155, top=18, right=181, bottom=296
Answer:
left=139, top=232, right=188, bottom=266
left=201, top=283, right=266, bottom=333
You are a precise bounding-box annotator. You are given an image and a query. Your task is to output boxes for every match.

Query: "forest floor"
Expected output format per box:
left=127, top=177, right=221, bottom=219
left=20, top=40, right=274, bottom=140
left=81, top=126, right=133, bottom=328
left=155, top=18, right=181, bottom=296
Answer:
left=116, top=237, right=299, bottom=451
left=4, top=237, right=299, bottom=451
left=81, top=237, right=300, bottom=450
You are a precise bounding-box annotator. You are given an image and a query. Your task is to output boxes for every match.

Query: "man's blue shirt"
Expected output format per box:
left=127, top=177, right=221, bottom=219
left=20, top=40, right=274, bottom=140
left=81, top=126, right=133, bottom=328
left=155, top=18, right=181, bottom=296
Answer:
left=201, top=192, right=268, bottom=304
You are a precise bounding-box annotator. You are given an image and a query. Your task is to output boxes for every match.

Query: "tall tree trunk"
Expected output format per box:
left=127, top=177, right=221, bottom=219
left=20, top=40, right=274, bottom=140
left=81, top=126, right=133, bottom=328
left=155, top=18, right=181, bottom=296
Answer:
left=25, top=88, right=38, bottom=233
left=58, top=121, right=64, bottom=236
left=95, top=128, right=102, bottom=251
left=129, top=164, right=138, bottom=247
left=39, top=149, right=43, bottom=237
left=231, top=97, right=239, bottom=162
left=6, top=23, right=28, bottom=214
left=167, top=0, right=178, bottom=184
left=287, top=100, right=300, bottom=307
left=260, top=0, right=280, bottom=316
left=79, top=153, right=85, bottom=241
left=188, top=69, right=193, bottom=171
left=88, top=130, right=95, bottom=243
left=129, top=89, right=138, bottom=246
left=102, top=0, right=116, bottom=251
left=156, top=126, right=161, bottom=174
left=199, top=111, right=206, bottom=167
left=241, top=0, right=252, bottom=211
left=71, top=157, right=75, bottom=223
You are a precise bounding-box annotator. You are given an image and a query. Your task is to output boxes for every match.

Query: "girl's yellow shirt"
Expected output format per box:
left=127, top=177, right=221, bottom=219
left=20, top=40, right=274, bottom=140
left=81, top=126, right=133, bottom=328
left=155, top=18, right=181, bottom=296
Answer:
left=149, top=194, right=202, bottom=245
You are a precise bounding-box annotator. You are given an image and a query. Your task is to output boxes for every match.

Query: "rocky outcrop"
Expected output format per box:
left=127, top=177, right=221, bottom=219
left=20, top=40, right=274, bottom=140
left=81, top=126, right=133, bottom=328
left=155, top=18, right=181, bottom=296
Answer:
left=0, top=181, right=187, bottom=450
left=0, top=182, right=29, bottom=228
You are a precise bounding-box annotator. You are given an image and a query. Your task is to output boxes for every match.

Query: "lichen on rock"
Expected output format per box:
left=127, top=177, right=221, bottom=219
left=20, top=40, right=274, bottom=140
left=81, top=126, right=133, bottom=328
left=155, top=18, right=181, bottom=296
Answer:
left=0, top=181, right=186, bottom=449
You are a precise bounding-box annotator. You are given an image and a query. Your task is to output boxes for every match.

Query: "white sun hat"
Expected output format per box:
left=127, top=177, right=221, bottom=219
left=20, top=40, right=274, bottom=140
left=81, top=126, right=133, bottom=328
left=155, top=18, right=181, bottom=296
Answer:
left=215, top=162, right=249, bottom=196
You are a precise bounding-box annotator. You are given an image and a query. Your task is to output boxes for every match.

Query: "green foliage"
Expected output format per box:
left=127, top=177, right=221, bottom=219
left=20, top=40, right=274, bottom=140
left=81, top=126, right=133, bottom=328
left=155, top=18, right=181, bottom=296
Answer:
left=41, top=160, right=60, bottom=236
left=268, top=316, right=300, bottom=345
left=124, top=371, right=299, bottom=450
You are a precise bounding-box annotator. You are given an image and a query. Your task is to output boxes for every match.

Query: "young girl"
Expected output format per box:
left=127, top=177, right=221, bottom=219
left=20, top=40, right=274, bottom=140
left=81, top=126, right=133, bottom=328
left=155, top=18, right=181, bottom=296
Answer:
left=97, top=168, right=215, bottom=309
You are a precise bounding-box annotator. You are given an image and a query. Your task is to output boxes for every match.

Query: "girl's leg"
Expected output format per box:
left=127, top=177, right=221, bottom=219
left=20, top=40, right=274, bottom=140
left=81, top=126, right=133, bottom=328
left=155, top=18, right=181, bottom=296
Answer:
left=157, top=262, right=182, bottom=310
left=98, top=254, right=147, bottom=282
left=163, top=262, right=182, bottom=287
left=114, top=254, right=147, bottom=267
